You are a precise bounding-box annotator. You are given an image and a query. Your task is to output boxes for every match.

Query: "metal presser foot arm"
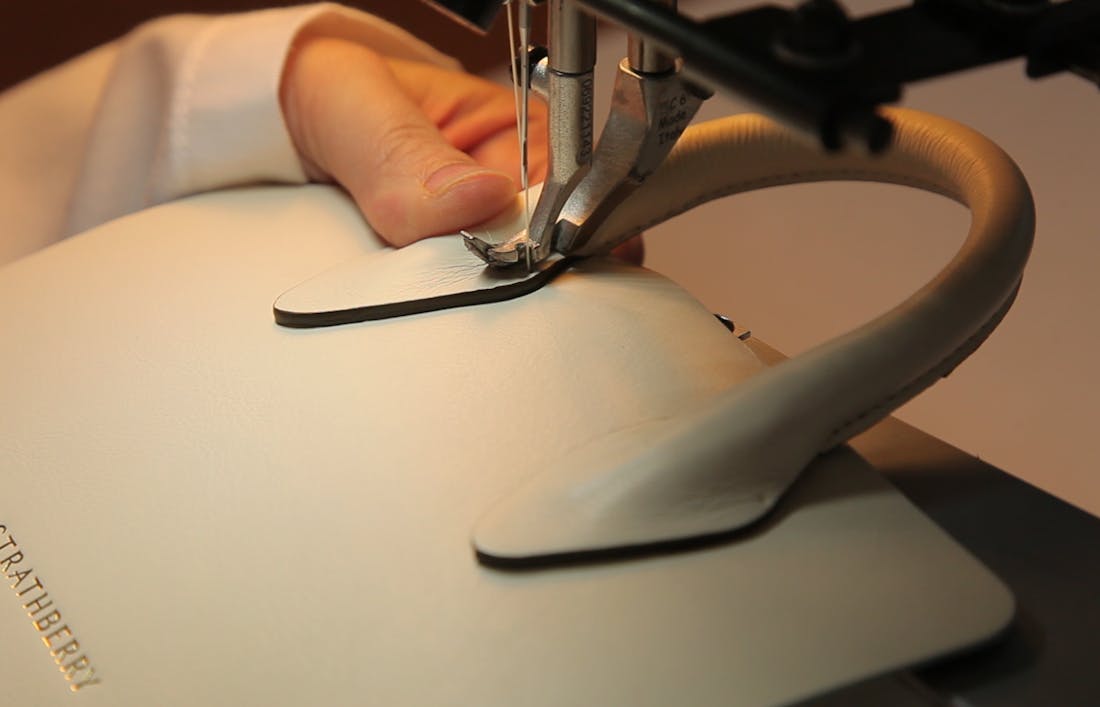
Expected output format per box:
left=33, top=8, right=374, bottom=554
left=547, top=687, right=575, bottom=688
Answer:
left=464, top=0, right=704, bottom=269
left=554, top=34, right=706, bottom=255
left=466, top=0, right=597, bottom=267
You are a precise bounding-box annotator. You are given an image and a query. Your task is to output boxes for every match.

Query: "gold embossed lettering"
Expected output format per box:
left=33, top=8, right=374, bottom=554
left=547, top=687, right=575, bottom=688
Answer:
left=34, top=610, right=63, bottom=631
left=22, top=592, right=53, bottom=615
left=7, top=567, right=32, bottom=588
left=51, top=639, right=80, bottom=663
left=3, top=525, right=101, bottom=689
left=0, top=551, right=24, bottom=572
left=16, top=575, right=44, bottom=596
left=42, top=625, right=73, bottom=648
left=63, top=658, right=102, bottom=690
left=71, top=669, right=101, bottom=691
left=63, top=655, right=90, bottom=675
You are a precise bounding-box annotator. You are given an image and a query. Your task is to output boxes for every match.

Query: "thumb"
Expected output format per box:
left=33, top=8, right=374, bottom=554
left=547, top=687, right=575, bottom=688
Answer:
left=281, top=37, right=516, bottom=247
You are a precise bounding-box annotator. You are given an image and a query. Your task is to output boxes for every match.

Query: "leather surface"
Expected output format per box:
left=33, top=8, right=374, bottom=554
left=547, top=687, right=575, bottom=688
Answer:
left=472, top=108, right=1035, bottom=560
left=273, top=184, right=580, bottom=326
left=0, top=183, right=1013, bottom=706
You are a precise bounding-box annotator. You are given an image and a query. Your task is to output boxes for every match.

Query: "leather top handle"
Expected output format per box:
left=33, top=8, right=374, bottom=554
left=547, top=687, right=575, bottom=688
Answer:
left=474, top=108, right=1036, bottom=565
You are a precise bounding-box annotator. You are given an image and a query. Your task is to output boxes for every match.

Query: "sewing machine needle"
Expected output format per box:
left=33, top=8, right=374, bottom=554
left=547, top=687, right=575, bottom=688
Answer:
left=504, top=1, right=533, bottom=269
left=518, top=0, right=531, bottom=231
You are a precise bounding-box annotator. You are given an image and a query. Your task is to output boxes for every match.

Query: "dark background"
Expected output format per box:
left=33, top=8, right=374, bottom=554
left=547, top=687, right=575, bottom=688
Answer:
left=0, top=1, right=549, bottom=91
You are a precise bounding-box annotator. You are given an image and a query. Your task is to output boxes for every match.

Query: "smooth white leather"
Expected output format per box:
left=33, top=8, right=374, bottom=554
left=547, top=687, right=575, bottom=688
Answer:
left=273, top=183, right=565, bottom=325
left=2, top=102, right=1029, bottom=703
left=0, top=180, right=1014, bottom=707
left=306, top=107, right=1030, bottom=562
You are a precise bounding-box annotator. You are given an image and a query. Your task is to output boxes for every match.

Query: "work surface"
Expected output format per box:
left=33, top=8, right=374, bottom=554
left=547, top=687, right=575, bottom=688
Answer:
left=813, top=415, right=1100, bottom=706
left=750, top=338, right=1100, bottom=705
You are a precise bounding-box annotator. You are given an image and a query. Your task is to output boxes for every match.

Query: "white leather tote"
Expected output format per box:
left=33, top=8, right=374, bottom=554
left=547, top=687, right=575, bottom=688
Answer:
left=0, top=107, right=1030, bottom=705
left=278, top=106, right=1034, bottom=563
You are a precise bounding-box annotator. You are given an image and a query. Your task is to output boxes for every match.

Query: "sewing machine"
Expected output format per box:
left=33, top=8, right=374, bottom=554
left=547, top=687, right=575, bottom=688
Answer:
left=430, top=0, right=1100, bottom=267
left=2, top=2, right=1098, bottom=705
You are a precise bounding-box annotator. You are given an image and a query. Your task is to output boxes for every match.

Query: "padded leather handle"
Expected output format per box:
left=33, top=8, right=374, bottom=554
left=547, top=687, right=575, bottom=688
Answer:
left=474, top=108, right=1035, bottom=565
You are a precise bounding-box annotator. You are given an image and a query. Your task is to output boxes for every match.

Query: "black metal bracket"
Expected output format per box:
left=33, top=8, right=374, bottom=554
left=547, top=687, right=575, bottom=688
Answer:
left=578, top=0, right=1100, bottom=151
left=418, top=0, right=1099, bottom=151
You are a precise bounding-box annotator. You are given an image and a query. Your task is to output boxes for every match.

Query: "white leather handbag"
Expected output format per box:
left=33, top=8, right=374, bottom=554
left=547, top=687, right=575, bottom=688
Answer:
left=278, top=106, right=1035, bottom=565
left=0, top=108, right=1030, bottom=705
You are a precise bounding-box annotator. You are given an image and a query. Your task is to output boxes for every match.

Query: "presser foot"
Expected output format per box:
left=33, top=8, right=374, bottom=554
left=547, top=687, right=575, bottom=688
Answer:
left=462, top=228, right=552, bottom=271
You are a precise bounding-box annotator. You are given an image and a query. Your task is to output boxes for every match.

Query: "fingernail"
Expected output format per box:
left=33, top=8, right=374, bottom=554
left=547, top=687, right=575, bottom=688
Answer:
left=424, top=163, right=503, bottom=195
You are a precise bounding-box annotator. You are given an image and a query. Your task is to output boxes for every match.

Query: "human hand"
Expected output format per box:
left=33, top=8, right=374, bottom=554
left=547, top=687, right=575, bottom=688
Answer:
left=280, top=35, right=546, bottom=247
left=280, top=34, right=642, bottom=264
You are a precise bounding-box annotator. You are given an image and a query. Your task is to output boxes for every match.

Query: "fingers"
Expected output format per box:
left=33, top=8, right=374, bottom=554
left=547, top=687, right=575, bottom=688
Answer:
left=385, top=58, right=549, bottom=186
left=281, top=37, right=517, bottom=246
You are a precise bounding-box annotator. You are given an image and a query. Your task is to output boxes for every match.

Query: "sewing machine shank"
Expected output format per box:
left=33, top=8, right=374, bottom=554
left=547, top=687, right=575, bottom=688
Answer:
left=432, top=0, right=1099, bottom=270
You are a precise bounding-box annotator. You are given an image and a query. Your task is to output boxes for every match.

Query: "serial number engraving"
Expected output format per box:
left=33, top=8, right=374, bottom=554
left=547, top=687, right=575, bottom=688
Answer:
left=578, top=76, right=594, bottom=164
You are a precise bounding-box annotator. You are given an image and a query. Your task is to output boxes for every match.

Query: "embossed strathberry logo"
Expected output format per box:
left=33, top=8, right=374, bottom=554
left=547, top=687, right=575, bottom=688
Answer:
left=1, top=524, right=100, bottom=692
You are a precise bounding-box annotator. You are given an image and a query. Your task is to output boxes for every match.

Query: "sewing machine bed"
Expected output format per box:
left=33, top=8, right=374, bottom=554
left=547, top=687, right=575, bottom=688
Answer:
left=0, top=186, right=1012, bottom=706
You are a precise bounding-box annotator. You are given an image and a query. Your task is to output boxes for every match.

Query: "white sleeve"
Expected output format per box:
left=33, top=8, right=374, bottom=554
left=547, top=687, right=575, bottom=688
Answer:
left=0, top=44, right=118, bottom=267
left=63, top=2, right=461, bottom=237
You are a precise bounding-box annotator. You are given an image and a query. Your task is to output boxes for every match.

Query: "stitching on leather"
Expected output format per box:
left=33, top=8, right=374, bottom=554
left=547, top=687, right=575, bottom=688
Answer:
left=821, top=284, right=1019, bottom=449
left=616, top=168, right=964, bottom=240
